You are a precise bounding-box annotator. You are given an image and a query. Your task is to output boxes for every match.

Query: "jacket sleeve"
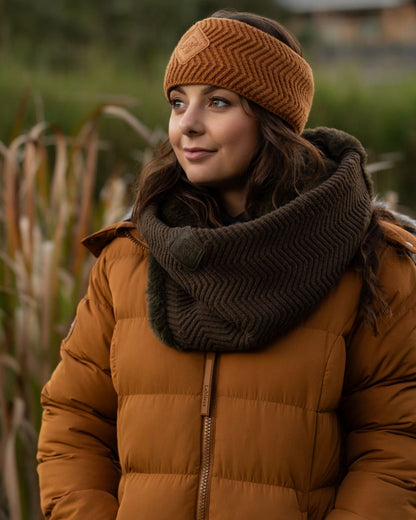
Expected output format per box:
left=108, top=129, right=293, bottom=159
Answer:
left=37, top=251, right=119, bottom=519
left=326, top=245, right=416, bottom=519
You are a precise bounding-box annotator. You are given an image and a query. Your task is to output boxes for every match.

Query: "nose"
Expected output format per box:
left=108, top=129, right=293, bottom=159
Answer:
left=178, top=104, right=204, bottom=135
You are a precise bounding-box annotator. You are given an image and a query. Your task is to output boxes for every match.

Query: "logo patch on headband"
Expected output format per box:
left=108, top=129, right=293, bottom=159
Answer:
left=176, top=26, right=210, bottom=64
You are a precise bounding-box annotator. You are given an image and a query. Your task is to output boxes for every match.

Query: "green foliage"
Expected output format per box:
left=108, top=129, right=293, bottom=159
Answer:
left=309, top=66, right=416, bottom=210
left=1, top=0, right=282, bottom=70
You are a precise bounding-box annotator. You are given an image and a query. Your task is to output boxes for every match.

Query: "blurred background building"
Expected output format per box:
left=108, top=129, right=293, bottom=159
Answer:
left=278, top=0, right=416, bottom=46
left=278, top=0, right=416, bottom=72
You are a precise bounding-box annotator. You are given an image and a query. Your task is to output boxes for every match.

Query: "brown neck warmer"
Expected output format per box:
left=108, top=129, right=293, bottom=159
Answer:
left=140, top=128, right=373, bottom=352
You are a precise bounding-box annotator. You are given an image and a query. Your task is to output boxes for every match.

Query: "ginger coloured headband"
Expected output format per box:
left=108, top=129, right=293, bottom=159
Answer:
left=164, top=17, right=314, bottom=134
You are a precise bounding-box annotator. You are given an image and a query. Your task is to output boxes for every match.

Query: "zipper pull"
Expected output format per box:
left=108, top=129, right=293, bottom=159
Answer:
left=201, top=352, right=216, bottom=416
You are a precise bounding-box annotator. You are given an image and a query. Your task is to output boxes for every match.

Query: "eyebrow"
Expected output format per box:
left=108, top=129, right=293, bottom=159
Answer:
left=170, top=85, right=224, bottom=95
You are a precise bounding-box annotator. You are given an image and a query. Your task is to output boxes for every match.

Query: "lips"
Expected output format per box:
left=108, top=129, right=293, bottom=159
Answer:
left=183, top=147, right=215, bottom=161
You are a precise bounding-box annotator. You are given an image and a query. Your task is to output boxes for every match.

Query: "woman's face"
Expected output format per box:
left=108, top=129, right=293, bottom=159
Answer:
left=168, top=84, right=259, bottom=215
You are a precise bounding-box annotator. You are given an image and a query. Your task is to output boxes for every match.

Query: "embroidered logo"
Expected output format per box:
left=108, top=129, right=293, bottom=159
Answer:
left=175, top=26, right=210, bottom=64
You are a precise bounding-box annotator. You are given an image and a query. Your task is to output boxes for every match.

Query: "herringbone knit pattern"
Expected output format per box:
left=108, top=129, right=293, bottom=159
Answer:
left=164, top=18, right=314, bottom=134
left=141, top=129, right=373, bottom=352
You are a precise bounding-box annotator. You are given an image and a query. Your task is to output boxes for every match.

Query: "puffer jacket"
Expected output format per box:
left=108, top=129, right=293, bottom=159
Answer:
left=37, top=219, right=416, bottom=520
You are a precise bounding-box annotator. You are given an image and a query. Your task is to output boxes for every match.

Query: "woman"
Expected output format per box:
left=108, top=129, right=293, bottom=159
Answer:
left=37, top=10, right=416, bottom=519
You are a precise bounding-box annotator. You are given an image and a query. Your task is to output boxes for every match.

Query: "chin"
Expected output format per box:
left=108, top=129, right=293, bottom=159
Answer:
left=184, top=173, right=219, bottom=187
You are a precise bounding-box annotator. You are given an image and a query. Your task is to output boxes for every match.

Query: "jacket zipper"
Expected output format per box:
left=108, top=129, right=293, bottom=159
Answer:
left=197, top=352, right=217, bottom=520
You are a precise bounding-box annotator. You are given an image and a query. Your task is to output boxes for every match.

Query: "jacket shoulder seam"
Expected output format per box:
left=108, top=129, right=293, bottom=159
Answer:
left=82, top=221, right=147, bottom=257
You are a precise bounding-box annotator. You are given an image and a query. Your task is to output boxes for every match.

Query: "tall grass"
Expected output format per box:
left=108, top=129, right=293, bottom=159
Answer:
left=0, top=105, right=163, bottom=519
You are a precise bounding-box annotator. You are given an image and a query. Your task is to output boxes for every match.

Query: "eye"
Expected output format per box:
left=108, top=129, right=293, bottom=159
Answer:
left=208, top=97, right=230, bottom=108
left=169, top=97, right=186, bottom=110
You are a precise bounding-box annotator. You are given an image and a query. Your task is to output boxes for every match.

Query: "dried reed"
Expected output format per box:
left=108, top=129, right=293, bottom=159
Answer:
left=0, top=104, right=163, bottom=519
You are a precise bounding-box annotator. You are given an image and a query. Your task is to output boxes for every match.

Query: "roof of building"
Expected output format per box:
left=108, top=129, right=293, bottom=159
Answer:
left=277, top=0, right=408, bottom=13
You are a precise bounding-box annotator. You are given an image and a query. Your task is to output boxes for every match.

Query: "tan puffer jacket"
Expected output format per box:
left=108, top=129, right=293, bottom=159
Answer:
left=37, top=220, right=416, bottom=520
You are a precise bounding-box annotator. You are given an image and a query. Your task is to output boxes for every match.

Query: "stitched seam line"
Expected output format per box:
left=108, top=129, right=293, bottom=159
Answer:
left=124, top=471, right=196, bottom=477
left=213, top=475, right=336, bottom=494
left=106, top=251, right=147, bottom=262
left=216, top=394, right=334, bottom=414
left=306, top=335, right=341, bottom=511
left=335, top=507, right=370, bottom=519
left=118, top=392, right=201, bottom=398
left=120, top=471, right=336, bottom=494
left=83, top=295, right=114, bottom=312
left=117, top=391, right=333, bottom=413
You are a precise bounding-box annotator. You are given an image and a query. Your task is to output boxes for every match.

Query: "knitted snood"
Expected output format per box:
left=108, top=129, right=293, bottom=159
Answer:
left=140, top=128, right=373, bottom=352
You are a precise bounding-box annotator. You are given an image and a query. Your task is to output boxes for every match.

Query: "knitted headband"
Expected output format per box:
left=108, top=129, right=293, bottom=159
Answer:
left=164, top=17, right=314, bottom=134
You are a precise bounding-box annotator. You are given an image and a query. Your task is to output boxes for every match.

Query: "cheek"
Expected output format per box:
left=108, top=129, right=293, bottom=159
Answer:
left=232, top=123, right=259, bottom=160
left=168, top=117, right=180, bottom=148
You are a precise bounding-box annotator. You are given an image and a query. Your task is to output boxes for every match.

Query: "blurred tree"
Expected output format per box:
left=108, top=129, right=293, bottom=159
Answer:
left=1, top=0, right=283, bottom=70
